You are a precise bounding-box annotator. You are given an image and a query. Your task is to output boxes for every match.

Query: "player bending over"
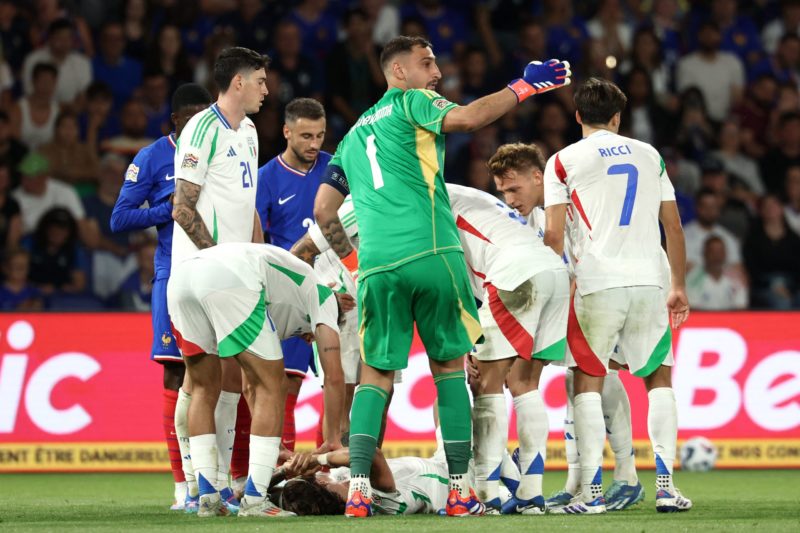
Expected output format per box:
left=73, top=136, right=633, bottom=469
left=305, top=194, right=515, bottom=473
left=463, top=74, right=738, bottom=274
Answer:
left=167, top=242, right=345, bottom=518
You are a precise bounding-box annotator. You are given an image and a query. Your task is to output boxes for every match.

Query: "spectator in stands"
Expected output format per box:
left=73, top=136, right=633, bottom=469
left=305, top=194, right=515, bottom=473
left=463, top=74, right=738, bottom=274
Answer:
left=532, top=101, right=570, bottom=156
left=662, top=147, right=697, bottom=223
left=620, top=67, right=674, bottom=147
left=587, top=0, right=632, bottom=61
left=327, top=8, right=384, bottom=129
left=684, top=187, right=744, bottom=273
left=504, top=19, right=547, bottom=85
left=216, top=0, right=281, bottom=54
left=761, top=111, right=800, bottom=194
left=25, top=206, right=87, bottom=297
left=713, top=119, right=766, bottom=199
left=0, top=0, right=32, bottom=72
left=38, top=110, right=99, bottom=195
left=762, top=0, right=800, bottom=54
left=647, top=0, right=683, bottom=67
left=751, top=33, right=800, bottom=85
left=360, top=0, right=400, bottom=46
left=675, top=87, right=716, bottom=161
left=784, top=165, right=800, bottom=235
left=121, top=0, right=150, bottom=61
left=460, top=46, right=494, bottom=104
left=83, top=153, right=135, bottom=301
left=0, top=248, right=43, bottom=310
left=735, top=74, right=778, bottom=159
left=399, top=15, right=428, bottom=39
left=29, top=0, right=93, bottom=56
left=744, top=194, right=800, bottom=309
left=79, top=82, right=119, bottom=151
left=141, top=72, right=171, bottom=138
left=0, top=50, right=13, bottom=111
left=620, top=27, right=676, bottom=110
left=542, top=0, right=589, bottom=67
left=699, top=155, right=752, bottom=241
left=143, top=24, right=193, bottom=94
left=114, top=233, right=155, bottom=311
left=0, top=159, right=21, bottom=251
left=10, top=62, right=60, bottom=150
left=12, top=151, right=87, bottom=237
left=100, top=99, right=154, bottom=160
left=193, top=30, right=236, bottom=95
left=400, top=0, right=468, bottom=61
left=287, top=0, right=339, bottom=61
left=465, top=157, right=494, bottom=194
left=677, top=21, right=745, bottom=123
left=92, top=22, right=143, bottom=111
left=686, top=235, right=749, bottom=310
left=269, top=19, right=323, bottom=107
left=22, top=18, right=91, bottom=107
left=709, top=0, right=763, bottom=70
left=0, top=111, right=28, bottom=188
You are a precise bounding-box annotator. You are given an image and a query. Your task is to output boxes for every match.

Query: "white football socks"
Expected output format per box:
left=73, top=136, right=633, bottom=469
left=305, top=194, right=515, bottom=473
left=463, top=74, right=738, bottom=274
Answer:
left=472, top=394, right=507, bottom=503
left=563, top=369, right=580, bottom=495
left=648, top=387, right=677, bottom=492
left=174, top=388, right=197, bottom=497
left=244, top=435, right=281, bottom=504
left=190, top=433, right=219, bottom=497
left=602, top=370, right=637, bottom=485
left=214, top=391, right=240, bottom=489
left=514, top=390, right=548, bottom=501
left=574, top=391, right=605, bottom=502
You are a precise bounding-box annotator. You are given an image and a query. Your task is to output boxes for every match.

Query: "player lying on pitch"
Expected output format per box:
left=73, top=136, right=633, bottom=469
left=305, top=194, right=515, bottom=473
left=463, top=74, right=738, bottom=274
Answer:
left=168, top=242, right=347, bottom=518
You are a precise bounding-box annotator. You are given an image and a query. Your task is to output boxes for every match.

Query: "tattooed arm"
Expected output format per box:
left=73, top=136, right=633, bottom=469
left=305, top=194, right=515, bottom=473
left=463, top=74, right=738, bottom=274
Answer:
left=172, top=179, right=215, bottom=249
left=313, top=183, right=350, bottom=258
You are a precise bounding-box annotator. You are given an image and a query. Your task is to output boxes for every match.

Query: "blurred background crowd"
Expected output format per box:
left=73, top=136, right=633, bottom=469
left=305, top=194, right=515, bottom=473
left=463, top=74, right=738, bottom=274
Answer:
left=1, top=0, right=799, bottom=312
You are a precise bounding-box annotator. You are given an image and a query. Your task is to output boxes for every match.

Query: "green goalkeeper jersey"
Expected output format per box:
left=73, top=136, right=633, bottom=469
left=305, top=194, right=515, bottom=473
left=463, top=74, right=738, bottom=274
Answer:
left=330, top=87, right=463, bottom=279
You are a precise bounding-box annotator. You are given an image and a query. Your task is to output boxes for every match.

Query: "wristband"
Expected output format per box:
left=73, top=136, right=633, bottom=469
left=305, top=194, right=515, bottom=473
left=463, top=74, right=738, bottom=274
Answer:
left=507, top=78, right=536, bottom=103
left=341, top=249, right=359, bottom=274
left=317, top=453, right=329, bottom=466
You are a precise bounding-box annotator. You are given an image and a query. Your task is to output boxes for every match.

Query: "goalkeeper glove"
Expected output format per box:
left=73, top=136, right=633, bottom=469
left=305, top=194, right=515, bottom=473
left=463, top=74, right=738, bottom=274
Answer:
left=507, top=59, right=572, bottom=103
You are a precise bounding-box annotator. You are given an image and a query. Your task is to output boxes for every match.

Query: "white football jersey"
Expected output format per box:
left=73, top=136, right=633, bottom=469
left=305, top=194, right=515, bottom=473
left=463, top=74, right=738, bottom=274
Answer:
left=446, top=184, right=565, bottom=294
left=329, top=456, right=451, bottom=515
left=543, top=130, right=676, bottom=295
left=182, top=243, right=339, bottom=338
left=171, top=104, right=260, bottom=266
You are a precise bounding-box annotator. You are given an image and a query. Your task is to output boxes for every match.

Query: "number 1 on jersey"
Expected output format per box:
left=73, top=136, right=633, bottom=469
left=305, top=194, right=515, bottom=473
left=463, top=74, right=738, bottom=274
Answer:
left=366, top=134, right=384, bottom=189
left=608, top=163, right=638, bottom=226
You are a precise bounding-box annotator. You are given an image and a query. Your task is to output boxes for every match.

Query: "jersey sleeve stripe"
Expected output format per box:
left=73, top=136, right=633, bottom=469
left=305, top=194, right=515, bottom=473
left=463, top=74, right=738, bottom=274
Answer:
left=189, top=111, right=214, bottom=147
left=207, top=128, right=219, bottom=163
left=570, top=190, right=592, bottom=231
left=191, top=113, right=217, bottom=148
left=554, top=153, right=567, bottom=183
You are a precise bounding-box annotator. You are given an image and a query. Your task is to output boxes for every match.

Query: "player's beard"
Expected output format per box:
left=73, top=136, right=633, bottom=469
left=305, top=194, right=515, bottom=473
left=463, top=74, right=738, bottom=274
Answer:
left=291, top=146, right=318, bottom=166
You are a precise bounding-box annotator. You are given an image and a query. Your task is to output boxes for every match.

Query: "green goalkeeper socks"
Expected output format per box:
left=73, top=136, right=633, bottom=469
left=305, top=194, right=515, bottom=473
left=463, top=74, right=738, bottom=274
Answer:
left=348, top=384, right=389, bottom=477
left=435, top=370, right=471, bottom=476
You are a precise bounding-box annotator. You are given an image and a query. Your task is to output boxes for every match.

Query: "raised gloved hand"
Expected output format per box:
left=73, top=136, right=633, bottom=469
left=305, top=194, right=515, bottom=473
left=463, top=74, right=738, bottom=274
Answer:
left=507, top=59, right=572, bottom=103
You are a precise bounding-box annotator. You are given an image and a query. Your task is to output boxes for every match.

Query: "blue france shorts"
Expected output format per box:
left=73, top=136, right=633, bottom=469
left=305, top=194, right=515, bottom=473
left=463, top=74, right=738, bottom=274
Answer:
left=282, top=336, right=316, bottom=377
left=151, top=277, right=182, bottom=363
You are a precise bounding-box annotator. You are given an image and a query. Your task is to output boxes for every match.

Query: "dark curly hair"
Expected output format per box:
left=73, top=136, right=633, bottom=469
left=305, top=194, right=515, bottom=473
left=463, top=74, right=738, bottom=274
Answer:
left=279, top=479, right=346, bottom=516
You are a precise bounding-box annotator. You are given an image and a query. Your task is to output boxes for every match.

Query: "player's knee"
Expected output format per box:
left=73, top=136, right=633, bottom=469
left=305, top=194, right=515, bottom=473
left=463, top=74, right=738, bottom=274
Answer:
left=643, top=364, right=672, bottom=390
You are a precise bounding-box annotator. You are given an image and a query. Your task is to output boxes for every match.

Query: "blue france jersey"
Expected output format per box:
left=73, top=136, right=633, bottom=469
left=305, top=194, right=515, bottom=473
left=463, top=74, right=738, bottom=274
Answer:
left=256, top=151, right=332, bottom=250
left=110, top=134, right=177, bottom=280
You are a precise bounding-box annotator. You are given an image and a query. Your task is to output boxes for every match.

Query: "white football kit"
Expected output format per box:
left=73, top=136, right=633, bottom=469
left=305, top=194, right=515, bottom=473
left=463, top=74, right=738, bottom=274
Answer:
left=167, top=243, right=339, bottom=360
left=446, top=184, right=569, bottom=361
left=171, top=104, right=260, bottom=266
left=544, top=130, right=676, bottom=377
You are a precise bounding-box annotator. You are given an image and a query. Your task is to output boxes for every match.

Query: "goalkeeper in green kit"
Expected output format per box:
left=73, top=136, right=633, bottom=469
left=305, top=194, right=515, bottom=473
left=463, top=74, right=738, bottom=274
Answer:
left=299, top=35, right=572, bottom=518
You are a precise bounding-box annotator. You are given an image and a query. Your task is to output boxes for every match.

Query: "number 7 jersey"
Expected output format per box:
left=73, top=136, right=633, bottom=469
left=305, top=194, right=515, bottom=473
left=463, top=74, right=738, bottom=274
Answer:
left=543, top=130, right=676, bottom=296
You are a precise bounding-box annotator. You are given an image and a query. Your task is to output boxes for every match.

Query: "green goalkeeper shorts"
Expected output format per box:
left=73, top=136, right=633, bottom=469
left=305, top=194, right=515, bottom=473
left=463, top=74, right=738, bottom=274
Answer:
left=357, top=251, right=482, bottom=371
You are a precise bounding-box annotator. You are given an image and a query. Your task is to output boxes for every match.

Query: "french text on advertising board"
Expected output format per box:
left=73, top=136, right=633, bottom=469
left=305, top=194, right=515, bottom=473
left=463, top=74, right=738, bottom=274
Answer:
left=0, top=313, right=798, bottom=471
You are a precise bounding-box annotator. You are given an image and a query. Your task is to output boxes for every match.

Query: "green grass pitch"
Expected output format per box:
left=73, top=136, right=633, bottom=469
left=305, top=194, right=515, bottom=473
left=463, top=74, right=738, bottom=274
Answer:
left=1, top=470, right=798, bottom=532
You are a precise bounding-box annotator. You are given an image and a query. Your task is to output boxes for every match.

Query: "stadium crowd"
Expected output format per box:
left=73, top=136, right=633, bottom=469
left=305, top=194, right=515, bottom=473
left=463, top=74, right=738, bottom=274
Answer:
left=1, top=0, right=800, bottom=312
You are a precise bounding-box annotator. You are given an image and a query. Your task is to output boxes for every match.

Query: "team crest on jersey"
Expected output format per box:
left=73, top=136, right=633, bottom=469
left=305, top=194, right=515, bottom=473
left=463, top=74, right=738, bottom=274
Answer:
left=161, top=332, right=173, bottom=347
left=432, top=98, right=449, bottom=110
left=125, top=164, right=140, bottom=182
left=181, top=153, right=199, bottom=169
left=247, top=137, right=257, bottom=158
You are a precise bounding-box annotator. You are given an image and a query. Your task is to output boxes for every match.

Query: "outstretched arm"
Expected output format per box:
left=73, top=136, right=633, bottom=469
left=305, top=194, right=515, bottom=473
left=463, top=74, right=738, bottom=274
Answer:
left=172, top=179, right=215, bottom=249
